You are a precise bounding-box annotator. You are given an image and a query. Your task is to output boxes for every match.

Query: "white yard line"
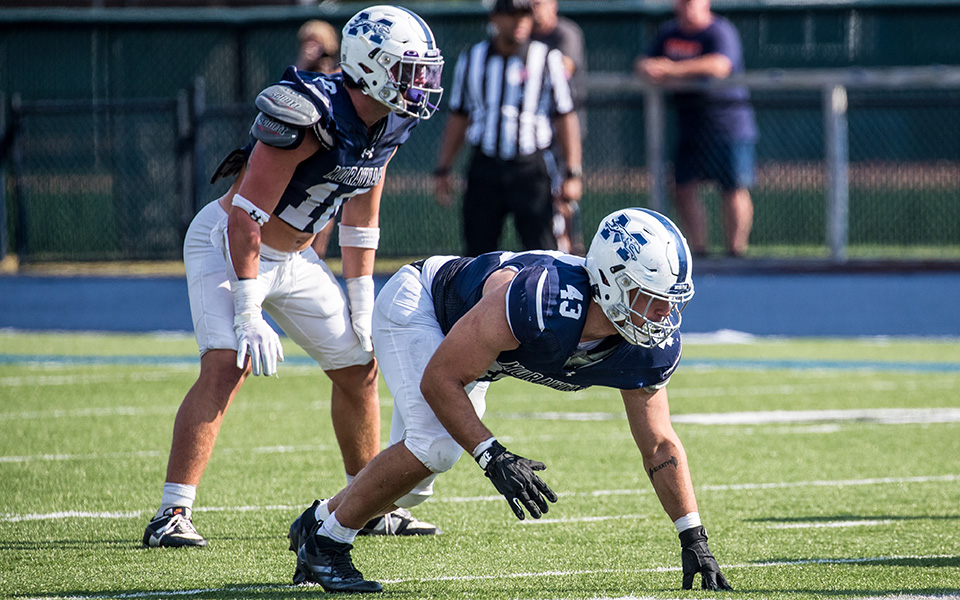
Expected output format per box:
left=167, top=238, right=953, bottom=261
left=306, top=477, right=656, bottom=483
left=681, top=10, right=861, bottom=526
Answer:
left=3, top=474, right=956, bottom=523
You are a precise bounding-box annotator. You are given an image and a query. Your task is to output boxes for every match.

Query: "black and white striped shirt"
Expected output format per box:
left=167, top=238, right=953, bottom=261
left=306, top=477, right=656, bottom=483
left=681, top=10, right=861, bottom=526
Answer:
left=448, top=39, right=574, bottom=161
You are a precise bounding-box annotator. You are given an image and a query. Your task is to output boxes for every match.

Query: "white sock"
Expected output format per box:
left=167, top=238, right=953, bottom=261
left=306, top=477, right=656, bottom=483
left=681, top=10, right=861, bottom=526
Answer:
left=346, top=472, right=356, bottom=486
left=313, top=498, right=331, bottom=523
left=158, top=482, right=196, bottom=517
left=320, top=511, right=359, bottom=544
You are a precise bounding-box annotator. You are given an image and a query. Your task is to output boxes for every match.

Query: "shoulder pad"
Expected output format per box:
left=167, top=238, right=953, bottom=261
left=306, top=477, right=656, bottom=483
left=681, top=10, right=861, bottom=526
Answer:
left=250, top=113, right=304, bottom=149
left=255, top=85, right=321, bottom=128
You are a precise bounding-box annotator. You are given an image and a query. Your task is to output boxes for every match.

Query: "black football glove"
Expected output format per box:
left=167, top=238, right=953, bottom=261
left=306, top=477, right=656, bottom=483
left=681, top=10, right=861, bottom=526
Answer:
left=475, top=440, right=558, bottom=520
left=679, top=526, right=733, bottom=591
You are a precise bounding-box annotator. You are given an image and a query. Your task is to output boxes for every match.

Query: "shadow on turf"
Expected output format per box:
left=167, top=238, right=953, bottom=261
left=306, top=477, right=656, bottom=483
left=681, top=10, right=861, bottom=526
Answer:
left=744, top=588, right=960, bottom=598
left=755, top=555, right=960, bottom=568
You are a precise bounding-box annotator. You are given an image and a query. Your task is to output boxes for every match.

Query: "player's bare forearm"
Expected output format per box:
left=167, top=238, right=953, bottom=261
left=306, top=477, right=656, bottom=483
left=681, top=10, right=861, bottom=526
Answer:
left=622, top=387, right=699, bottom=521
left=339, top=176, right=384, bottom=279
left=421, top=272, right=519, bottom=452
left=644, top=440, right=699, bottom=521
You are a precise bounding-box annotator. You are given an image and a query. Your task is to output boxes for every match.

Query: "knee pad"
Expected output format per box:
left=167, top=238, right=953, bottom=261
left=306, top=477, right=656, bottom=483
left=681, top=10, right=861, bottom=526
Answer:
left=407, top=436, right=463, bottom=473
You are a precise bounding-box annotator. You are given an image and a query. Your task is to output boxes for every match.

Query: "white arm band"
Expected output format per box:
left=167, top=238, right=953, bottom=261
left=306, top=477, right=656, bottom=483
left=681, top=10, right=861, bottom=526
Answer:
left=674, top=512, right=702, bottom=533
left=232, top=194, right=271, bottom=226
left=472, top=437, right=497, bottom=459
left=339, top=224, right=380, bottom=249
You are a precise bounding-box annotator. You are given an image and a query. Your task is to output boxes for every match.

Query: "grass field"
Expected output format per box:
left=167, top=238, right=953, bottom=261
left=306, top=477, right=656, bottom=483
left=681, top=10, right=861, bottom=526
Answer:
left=1, top=331, right=959, bottom=600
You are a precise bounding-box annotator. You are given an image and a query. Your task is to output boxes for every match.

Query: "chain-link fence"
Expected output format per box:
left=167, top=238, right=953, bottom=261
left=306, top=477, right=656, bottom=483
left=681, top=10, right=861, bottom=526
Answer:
left=5, top=69, right=959, bottom=263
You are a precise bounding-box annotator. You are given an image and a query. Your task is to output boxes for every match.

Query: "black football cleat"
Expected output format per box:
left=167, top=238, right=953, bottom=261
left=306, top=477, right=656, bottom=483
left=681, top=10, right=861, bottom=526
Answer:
left=294, top=533, right=382, bottom=593
left=288, top=499, right=322, bottom=552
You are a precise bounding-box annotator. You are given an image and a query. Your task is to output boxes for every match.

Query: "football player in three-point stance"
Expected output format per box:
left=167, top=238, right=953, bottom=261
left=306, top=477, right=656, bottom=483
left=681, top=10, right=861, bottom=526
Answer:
left=290, top=208, right=733, bottom=592
left=142, top=5, right=444, bottom=549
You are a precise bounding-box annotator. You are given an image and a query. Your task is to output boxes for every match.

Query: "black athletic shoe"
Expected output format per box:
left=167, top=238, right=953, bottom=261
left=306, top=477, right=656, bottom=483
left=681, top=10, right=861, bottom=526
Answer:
left=358, top=507, right=442, bottom=536
left=142, top=506, right=207, bottom=548
left=293, top=534, right=382, bottom=593
left=288, top=499, right=322, bottom=552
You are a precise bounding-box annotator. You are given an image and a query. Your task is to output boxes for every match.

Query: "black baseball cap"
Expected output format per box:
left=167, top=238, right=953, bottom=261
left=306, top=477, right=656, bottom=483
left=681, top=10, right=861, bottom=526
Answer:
left=490, top=0, right=534, bottom=15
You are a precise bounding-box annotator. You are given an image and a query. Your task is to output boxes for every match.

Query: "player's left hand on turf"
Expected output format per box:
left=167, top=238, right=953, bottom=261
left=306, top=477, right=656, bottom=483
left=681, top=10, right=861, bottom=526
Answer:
left=679, top=526, right=733, bottom=591
left=475, top=440, right=557, bottom=520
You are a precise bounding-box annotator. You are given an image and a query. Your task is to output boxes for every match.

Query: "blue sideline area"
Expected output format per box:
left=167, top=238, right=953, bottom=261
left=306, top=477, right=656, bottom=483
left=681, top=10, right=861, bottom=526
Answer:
left=1, top=271, right=958, bottom=337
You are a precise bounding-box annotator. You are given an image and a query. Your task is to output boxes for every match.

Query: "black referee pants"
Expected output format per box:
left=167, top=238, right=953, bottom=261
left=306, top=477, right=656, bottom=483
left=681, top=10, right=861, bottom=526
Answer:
left=462, top=151, right=557, bottom=257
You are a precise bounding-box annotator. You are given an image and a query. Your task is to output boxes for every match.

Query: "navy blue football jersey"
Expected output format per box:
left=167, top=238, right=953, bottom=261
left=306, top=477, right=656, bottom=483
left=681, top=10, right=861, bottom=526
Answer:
left=247, top=67, right=418, bottom=234
left=432, top=251, right=682, bottom=391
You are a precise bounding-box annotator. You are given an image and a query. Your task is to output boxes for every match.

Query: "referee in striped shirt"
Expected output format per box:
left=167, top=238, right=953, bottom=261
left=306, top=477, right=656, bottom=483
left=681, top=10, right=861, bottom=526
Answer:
left=434, top=0, right=582, bottom=257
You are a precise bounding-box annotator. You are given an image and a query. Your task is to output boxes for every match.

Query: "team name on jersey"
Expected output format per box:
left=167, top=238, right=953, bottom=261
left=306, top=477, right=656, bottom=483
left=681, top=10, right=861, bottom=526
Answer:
left=324, top=165, right=384, bottom=188
left=485, top=360, right=584, bottom=392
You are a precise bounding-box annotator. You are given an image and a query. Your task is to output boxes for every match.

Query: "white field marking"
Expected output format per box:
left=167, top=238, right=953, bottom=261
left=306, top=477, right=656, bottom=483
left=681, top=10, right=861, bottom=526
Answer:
left=496, top=408, right=960, bottom=425
left=0, top=405, right=179, bottom=421
left=4, top=474, right=957, bottom=523
left=0, top=444, right=333, bottom=464
left=672, top=377, right=959, bottom=398
left=517, top=513, right=648, bottom=525
left=672, top=408, right=960, bottom=425
left=0, top=450, right=163, bottom=463
left=438, top=473, right=960, bottom=503
left=766, top=519, right=894, bottom=529
left=2, top=510, right=146, bottom=523
left=0, top=370, right=193, bottom=387
left=14, top=555, right=960, bottom=600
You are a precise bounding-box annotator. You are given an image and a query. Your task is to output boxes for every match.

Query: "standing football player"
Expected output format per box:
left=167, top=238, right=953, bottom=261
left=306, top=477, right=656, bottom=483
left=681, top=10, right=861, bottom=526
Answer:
left=290, top=208, right=733, bottom=593
left=142, top=5, right=444, bottom=549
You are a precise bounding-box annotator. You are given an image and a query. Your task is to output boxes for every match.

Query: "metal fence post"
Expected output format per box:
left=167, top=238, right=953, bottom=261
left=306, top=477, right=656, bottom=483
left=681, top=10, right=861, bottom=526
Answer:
left=176, top=87, right=194, bottom=236
left=192, top=77, right=207, bottom=217
left=176, top=77, right=207, bottom=236
left=644, top=86, right=667, bottom=215
left=9, top=94, right=26, bottom=260
left=0, top=92, right=7, bottom=262
left=823, top=84, right=849, bottom=263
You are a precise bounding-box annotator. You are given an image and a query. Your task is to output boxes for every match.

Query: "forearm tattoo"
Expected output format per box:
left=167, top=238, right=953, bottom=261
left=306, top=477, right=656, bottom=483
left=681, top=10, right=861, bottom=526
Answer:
left=648, top=455, right=678, bottom=480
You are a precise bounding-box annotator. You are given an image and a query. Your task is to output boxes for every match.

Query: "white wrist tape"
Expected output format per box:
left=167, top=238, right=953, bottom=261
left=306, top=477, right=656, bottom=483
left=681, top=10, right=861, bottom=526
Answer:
left=472, top=437, right=497, bottom=459
left=674, top=512, right=702, bottom=533
left=232, top=278, right=267, bottom=318
left=232, top=194, right=271, bottom=226
left=339, top=224, right=380, bottom=249
left=345, top=276, right=375, bottom=311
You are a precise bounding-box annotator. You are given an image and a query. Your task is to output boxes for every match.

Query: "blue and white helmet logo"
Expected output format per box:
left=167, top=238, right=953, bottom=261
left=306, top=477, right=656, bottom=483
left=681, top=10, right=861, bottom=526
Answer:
left=346, top=11, right=394, bottom=44
left=599, top=213, right=647, bottom=262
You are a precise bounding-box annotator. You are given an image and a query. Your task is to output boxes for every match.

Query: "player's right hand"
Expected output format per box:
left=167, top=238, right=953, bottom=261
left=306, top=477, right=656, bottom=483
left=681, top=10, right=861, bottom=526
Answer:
left=234, top=313, right=284, bottom=376
left=475, top=440, right=557, bottom=520
left=679, top=526, right=733, bottom=591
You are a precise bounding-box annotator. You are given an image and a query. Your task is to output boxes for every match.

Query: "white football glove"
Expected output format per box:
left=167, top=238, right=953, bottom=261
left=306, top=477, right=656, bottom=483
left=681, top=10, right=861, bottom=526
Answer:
left=232, top=278, right=284, bottom=376
left=345, top=276, right=375, bottom=353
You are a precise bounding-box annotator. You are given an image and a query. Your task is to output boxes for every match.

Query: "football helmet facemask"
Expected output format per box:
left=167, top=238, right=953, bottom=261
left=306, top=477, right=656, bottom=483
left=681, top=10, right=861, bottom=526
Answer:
left=340, top=5, right=444, bottom=119
left=584, top=208, right=695, bottom=347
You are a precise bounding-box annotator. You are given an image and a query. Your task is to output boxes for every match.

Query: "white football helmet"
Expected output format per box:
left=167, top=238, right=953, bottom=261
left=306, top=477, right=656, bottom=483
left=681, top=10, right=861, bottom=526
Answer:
left=340, top=5, right=444, bottom=119
left=584, top=208, right=695, bottom=347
